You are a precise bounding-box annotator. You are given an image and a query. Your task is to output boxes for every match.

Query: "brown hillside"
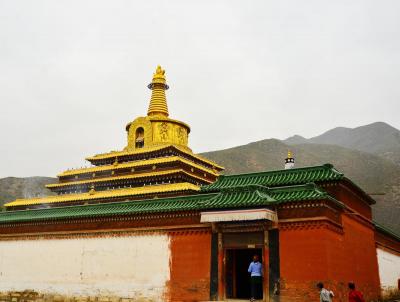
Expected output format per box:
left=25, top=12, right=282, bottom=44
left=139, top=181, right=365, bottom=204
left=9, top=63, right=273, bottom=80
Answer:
left=0, top=177, right=56, bottom=206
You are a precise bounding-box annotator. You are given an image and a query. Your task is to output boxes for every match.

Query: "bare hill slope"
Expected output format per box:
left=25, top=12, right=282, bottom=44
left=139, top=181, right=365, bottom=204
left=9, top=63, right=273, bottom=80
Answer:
left=285, top=122, right=400, bottom=165
left=0, top=177, right=56, bottom=206
left=202, top=139, right=400, bottom=234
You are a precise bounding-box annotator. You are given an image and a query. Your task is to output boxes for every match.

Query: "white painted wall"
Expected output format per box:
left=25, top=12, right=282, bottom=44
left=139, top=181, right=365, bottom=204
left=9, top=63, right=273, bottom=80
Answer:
left=377, top=248, right=400, bottom=290
left=0, top=234, right=170, bottom=300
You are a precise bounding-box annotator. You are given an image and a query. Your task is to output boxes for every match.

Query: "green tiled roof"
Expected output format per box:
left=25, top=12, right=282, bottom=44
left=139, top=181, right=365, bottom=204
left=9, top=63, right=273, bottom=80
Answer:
left=201, top=164, right=344, bottom=192
left=0, top=183, right=334, bottom=224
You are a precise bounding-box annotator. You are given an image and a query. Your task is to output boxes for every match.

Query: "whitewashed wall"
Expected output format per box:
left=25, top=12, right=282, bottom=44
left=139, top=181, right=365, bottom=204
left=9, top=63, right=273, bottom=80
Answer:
left=0, top=234, right=170, bottom=300
left=377, top=248, right=400, bottom=290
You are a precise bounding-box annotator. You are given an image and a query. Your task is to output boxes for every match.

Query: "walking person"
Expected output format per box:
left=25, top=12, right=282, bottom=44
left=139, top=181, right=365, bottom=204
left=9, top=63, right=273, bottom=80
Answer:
left=348, top=282, right=365, bottom=302
left=317, top=282, right=334, bottom=302
left=248, top=254, right=262, bottom=302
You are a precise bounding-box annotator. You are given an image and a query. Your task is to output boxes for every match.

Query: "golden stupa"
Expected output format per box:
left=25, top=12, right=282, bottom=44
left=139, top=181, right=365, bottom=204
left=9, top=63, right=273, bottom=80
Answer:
left=5, top=66, right=223, bottom=210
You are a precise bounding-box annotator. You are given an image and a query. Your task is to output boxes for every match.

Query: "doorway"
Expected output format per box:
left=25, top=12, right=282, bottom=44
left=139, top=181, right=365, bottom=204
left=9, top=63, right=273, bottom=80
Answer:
left=225, top=248, right=263, bottom=300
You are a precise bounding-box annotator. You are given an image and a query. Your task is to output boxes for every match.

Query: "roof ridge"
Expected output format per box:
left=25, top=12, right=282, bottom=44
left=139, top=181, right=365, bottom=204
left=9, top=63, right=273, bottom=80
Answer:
left=197, top=184, right=273, bottom=205
left=86, top=144, right=173, bottom=160
left=0, top=183, right=343, bottom=224
left=59, top=155, right=181, bottom=176
left=4, top=183, right=201, bottom=207
left=214, top=163, right=338, bottom=179
left=0, top=191, right=218, bottom=217
left=86, top=144, right=224, bottom=170
left=268, top=182, right=318, bottom=191
left=220, top=184, right=269, bottom=193
left=201, top=164, right=345, bottom=193
left=255, top=190, right=275, bottom=201
left=342, top=176, right=376, bottom=205
left=51, top=169, right=212, bottom=188
left=374, top=221, right=400, bottom=241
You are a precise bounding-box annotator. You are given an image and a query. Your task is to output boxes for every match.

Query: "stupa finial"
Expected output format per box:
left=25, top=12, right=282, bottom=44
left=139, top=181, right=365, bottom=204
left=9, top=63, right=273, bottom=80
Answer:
left=153, top=65, right=165, bottom=80
left=147, top=65, right=169, bottom=117
left=285, top=150, right=295, bottom=169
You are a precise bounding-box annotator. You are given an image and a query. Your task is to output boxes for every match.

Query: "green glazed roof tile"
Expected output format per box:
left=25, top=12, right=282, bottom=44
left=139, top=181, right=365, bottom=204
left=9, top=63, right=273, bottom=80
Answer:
left=201, top=164, right=343, bottom=192
left=0, top=183, right=335, bottom=224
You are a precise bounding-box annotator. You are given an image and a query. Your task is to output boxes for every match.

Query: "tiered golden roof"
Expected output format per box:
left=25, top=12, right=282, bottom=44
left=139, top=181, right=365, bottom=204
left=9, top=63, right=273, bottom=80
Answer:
left=5, top=66, right=223, bottom=209
left=59, top=155, right=219, bottom=177
left=5, top=183, right=200, bottom=207
left=47, top=169, right=212, bottom=189
left=86, top=145, right=223, bottom=170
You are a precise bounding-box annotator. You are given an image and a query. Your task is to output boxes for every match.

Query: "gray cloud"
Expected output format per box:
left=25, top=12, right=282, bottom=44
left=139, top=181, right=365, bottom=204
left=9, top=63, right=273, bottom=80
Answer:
left=0, top=0, right=399, bottom=177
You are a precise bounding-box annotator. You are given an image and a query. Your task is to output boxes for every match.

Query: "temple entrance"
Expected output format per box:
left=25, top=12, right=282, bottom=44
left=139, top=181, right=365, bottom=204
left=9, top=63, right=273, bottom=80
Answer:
left=226, top=248, right=263, bottom=300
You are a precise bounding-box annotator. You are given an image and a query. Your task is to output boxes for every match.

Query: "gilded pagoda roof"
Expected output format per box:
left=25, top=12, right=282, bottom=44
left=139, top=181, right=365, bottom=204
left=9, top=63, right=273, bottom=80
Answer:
left=4, top=182, right=200, bottom=207
left=85, top=145, right=224, bottom=170
left=58, top=155, right=219, bottom=178
left=48, top=169, right=212, bottom=188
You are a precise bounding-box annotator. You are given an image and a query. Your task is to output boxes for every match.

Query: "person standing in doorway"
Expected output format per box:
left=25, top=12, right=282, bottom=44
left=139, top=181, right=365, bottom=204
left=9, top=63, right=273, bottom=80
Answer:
left=248, top=254, right=262, bottom=302
left=317, top=282, right=334, bottom=302
left=348, top=282, right=365, bottom=302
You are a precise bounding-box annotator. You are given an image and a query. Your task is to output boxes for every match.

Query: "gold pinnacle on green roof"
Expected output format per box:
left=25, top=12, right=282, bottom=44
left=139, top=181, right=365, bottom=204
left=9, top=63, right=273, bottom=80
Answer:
left=147, top=65, right=169, bottom=117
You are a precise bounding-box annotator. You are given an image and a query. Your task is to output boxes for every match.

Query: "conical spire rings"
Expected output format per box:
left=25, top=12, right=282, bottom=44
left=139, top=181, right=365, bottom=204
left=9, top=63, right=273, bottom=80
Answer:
left=147, top=65, right=169, bottom=117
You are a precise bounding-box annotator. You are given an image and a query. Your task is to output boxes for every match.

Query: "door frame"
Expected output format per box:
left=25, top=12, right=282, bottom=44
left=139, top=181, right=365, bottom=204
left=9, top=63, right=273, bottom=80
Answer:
left=224, top=247, right=264, bottom=300
left=218, top=230, right=270, bottom=301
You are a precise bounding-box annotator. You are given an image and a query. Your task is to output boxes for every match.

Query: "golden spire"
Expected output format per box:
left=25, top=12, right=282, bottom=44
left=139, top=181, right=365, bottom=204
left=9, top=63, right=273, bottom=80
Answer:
left=147, top=65, right=169, bottom=117
left=287, top=150, right=292, bottom=158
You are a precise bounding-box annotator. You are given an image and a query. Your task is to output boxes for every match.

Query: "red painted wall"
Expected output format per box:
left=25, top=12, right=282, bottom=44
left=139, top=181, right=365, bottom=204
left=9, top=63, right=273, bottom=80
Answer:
left=167, top=230, right=211, bottom=301
left=325, top=183, right=372, bottom=219
left=338, top=216, right=380, bottom=299
left=279, top=226, right=331, bottom=302
left=279, top=217, right=381, bottom=302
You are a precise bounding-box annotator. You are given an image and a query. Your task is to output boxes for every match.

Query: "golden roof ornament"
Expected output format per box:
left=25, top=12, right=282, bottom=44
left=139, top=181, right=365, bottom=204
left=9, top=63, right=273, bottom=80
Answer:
left=88, top=185, right=96, bottom=195
left=147, top=65, right=169, bottom=117
left=153, top=65, right=166, bottom=81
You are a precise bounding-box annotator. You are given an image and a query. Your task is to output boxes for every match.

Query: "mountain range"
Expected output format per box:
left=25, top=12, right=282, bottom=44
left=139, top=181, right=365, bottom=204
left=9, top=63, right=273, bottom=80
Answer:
left=284, top=122, right=400, bottom=165
left=1, top=122, right=399, bottom=234
left=202, top=122, right=400, bottom=234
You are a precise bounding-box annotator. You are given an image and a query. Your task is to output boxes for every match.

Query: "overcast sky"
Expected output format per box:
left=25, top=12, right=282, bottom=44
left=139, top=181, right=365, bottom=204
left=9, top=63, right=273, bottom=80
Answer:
left=0, top=0, right=399, bottom=177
